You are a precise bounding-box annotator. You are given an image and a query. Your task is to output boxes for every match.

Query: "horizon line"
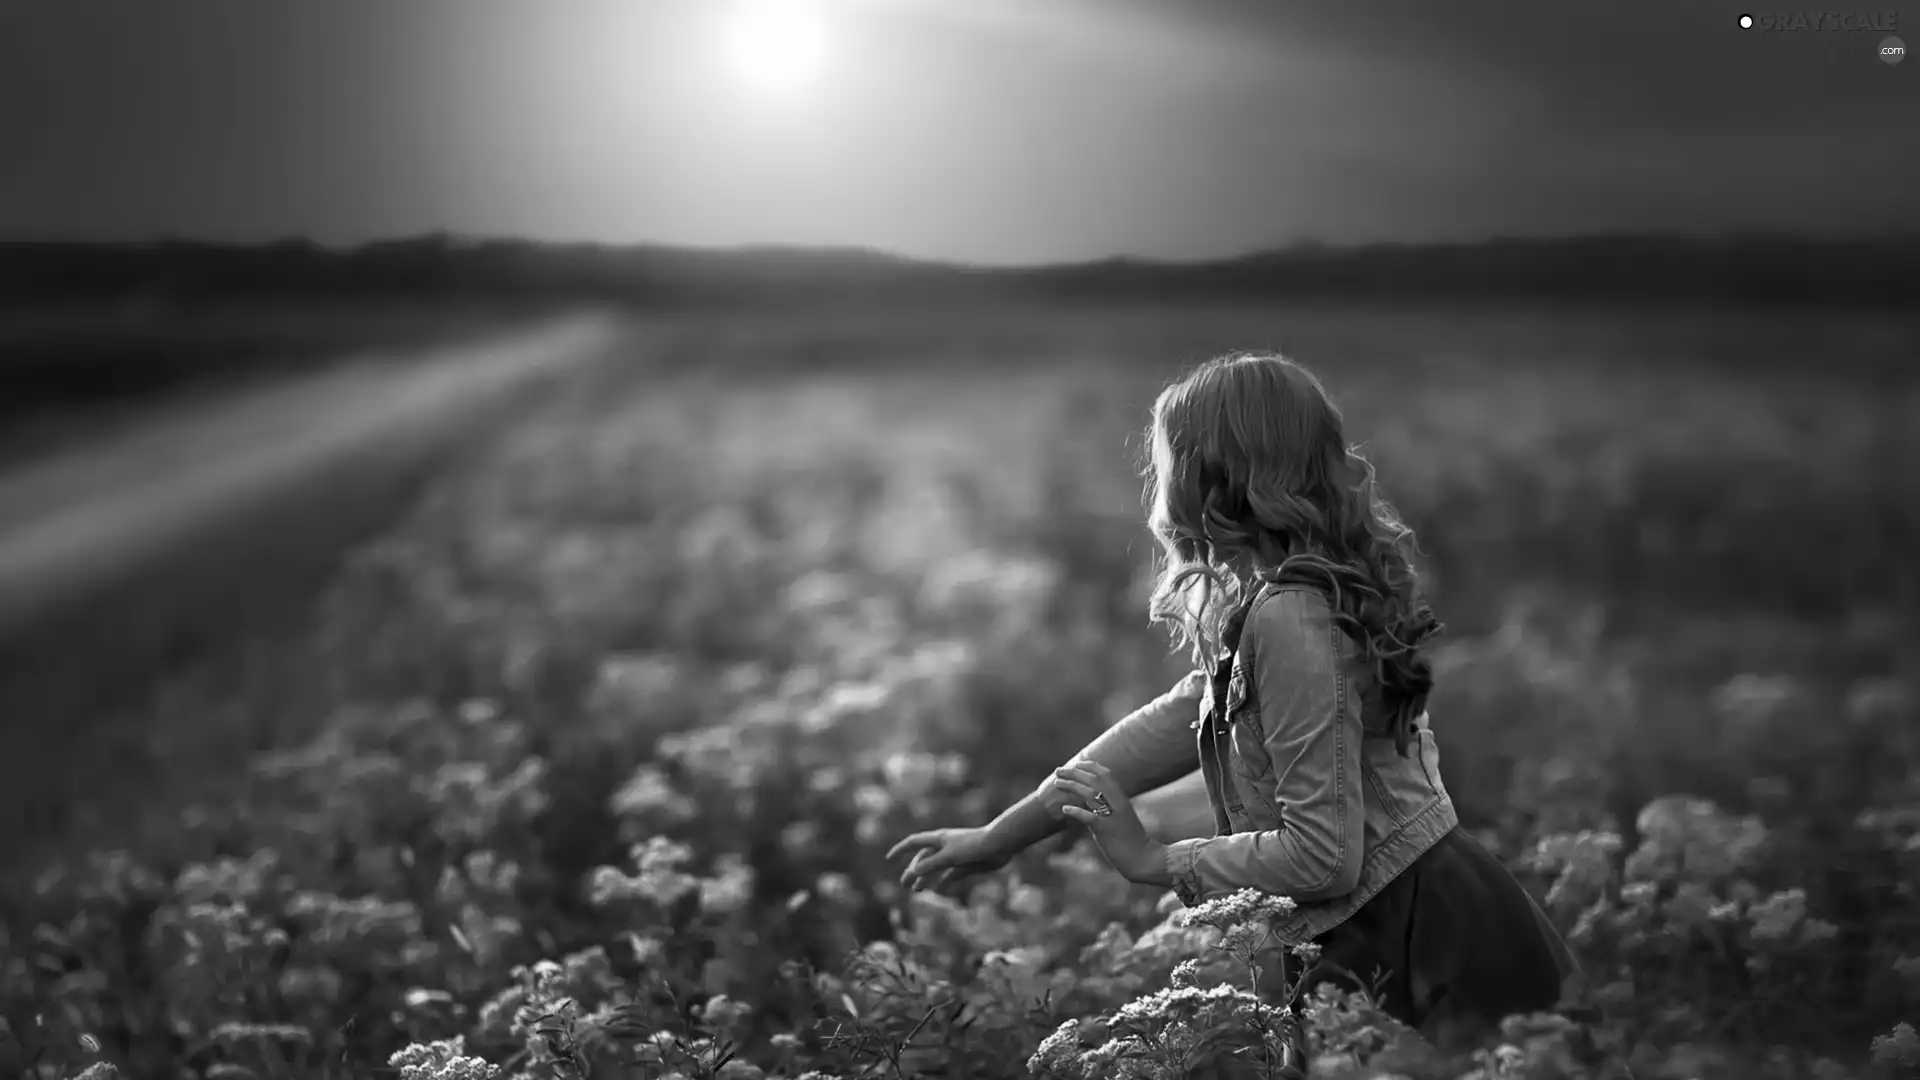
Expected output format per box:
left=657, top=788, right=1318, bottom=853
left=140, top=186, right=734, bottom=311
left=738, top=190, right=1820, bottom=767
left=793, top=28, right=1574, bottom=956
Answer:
left=1, top=227, right=1915, bottom=274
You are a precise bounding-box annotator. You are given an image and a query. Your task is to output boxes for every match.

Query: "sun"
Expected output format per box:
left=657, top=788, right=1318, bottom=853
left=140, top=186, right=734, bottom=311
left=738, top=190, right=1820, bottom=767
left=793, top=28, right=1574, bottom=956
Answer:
left=726, top=0, right=828, bottom=94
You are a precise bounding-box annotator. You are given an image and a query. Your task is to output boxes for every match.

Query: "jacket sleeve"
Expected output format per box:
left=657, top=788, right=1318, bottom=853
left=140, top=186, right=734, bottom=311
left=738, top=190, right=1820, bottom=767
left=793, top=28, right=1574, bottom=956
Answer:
left=1064, top=669, right=1206, bottom=797
left=1163, top=588, right=1365, bottom=905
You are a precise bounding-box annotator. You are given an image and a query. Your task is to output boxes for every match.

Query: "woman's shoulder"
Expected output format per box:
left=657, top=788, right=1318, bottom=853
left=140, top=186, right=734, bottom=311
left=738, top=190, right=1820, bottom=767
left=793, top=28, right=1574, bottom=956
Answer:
left=1241, top=580, right=1338, bottom=655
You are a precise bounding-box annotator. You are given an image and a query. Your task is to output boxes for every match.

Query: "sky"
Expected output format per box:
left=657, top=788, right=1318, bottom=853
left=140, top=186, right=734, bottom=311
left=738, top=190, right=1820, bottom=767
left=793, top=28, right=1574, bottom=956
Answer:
left=0, top=0, right=1914, bottom=264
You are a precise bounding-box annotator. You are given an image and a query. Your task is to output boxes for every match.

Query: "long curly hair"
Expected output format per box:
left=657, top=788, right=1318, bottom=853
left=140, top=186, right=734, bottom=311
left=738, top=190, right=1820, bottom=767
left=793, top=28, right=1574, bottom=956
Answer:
left=1143, top=352, right=1443, bottom=754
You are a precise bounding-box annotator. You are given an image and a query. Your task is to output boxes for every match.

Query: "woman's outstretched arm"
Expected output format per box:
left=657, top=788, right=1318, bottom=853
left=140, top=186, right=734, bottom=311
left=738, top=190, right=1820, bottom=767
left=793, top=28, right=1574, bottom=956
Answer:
left=983, top=671, right=1206, bottom=857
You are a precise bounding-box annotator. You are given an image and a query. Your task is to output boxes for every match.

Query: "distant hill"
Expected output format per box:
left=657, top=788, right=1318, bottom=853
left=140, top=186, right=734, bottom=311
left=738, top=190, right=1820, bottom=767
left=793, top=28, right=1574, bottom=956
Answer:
left=2, top=233, right=1917, bottom=309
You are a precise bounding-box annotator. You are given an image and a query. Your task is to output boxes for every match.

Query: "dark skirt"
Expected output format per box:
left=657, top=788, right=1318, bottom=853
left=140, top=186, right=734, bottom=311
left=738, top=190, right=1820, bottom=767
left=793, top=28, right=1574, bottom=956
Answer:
left=1281, top=826, right=1581, bottom=1043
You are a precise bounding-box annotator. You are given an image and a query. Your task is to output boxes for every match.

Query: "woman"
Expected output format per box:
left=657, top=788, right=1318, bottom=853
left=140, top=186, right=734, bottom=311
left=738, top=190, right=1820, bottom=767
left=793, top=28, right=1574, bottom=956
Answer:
left=889, top=353, right=1578, bottom=1070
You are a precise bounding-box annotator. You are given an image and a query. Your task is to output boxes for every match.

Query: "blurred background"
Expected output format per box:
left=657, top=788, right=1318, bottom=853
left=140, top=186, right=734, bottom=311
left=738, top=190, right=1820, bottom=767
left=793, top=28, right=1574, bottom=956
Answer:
left=2, top=2, right=1919, bottom=1078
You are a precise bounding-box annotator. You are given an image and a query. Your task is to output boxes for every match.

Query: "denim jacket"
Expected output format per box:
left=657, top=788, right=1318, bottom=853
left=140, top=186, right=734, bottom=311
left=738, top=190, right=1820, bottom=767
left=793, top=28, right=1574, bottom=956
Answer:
left=1070, top=580, right=1458, bottom=944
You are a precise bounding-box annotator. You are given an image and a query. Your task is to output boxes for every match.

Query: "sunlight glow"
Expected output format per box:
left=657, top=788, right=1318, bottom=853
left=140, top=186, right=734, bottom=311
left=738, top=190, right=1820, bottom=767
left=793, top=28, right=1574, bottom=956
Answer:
left=726, top=0, right=829, bottom=93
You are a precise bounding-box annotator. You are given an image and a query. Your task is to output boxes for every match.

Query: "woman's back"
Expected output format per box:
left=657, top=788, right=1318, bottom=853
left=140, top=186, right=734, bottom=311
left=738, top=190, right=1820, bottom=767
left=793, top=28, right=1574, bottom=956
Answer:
left=1174, top=579, right=1460, bottom=941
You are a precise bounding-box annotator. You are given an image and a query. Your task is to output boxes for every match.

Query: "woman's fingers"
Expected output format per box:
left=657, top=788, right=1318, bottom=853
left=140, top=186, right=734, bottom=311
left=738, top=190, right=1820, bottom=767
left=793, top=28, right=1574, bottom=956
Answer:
left=1056, top=767, right=1124, bottom=816
left=1074, top=765, right=1130, bottom=806
left=908, top=860, right=976, bottom=895
left=901, top=847, right=953, bottom=887
left=1060, top=805, right=1098, bottom=826
left=1053, top=778, right=1100, bottom=805
left=887, top=831, right=943, bottom=861
left=1056, top=765, right=1113, bottom=796
left=908, top=850, right=950, bottom=875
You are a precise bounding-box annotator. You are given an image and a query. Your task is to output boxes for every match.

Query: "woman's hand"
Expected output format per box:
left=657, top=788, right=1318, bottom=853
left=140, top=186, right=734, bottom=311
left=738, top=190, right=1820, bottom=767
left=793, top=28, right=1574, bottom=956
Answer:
left=887, top=826, right=1012, bottom=894
left=1053, top=762, right=1172, bottom=887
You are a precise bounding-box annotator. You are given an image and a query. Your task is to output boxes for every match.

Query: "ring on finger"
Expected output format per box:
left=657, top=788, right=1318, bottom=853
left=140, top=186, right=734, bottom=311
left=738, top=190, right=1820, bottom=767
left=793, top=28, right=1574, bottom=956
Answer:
left=1090, top=793, right=1113, bottom=817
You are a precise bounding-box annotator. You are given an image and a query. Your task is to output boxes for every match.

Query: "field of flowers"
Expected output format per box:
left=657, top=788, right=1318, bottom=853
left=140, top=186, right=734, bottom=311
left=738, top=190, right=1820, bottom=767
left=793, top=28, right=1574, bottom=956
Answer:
left=5, top=303, right=1920, bottom=1080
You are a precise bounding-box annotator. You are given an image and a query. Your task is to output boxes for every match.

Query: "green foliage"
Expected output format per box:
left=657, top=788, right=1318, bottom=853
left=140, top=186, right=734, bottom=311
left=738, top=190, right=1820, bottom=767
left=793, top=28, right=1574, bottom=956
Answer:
left=5, top=309, right=1919, bottom=1079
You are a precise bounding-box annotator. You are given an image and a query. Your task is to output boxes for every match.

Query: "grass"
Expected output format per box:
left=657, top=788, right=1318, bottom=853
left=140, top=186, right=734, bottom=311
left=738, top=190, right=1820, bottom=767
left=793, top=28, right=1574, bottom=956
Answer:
left=4, top=301, right=1920, bottom=1080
